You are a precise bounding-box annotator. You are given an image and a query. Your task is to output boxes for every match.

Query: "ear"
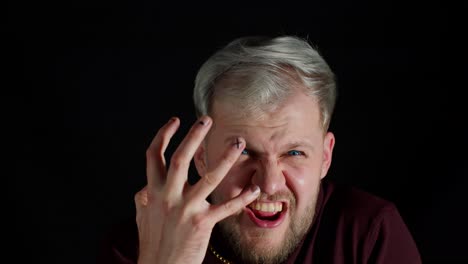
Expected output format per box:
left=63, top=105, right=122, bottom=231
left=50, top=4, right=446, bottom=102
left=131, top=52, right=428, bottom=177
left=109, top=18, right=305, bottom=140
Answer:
left=320, top=132, right=335, bottom=179
left=194, top=143, right=207, bottom=177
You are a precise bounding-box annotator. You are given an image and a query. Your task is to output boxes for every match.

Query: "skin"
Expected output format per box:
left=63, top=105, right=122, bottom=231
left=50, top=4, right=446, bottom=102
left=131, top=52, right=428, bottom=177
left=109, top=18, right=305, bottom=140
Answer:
left=194, top=89, right=335, bottom=262
left=135, top=117, right=260, bottom=264
left=134, top=88, right=335, bottom=264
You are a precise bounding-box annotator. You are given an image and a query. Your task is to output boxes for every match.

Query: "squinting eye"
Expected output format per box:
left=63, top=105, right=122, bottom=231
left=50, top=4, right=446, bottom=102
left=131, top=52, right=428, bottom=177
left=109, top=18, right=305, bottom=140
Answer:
left=287, top=150, right=303, bottom=156
left=241, top=149, right=249, bottom=155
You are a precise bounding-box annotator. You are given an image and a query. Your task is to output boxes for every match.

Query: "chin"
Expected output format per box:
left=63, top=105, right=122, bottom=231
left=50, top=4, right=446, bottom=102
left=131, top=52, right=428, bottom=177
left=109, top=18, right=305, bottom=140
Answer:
left=230, top=229, right=294, bottom=264
left=218, top=212, right=297, bottom=264
left=243, top=224, right=287, bottom=246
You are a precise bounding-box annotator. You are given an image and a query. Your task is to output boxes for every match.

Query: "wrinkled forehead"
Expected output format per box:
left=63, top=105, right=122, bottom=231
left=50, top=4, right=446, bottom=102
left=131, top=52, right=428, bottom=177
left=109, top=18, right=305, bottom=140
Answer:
left=208, top=92, right=324, bottom=144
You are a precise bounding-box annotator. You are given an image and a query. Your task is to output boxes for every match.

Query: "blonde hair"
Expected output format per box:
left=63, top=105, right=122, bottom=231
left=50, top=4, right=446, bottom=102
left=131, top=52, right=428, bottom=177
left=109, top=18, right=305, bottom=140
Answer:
left=193, top=36, right=337, bottom=130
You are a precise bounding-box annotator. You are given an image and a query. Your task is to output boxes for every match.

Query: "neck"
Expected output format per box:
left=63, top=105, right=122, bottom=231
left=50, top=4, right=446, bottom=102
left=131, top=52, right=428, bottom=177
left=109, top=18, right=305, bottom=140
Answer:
left=210, top=225, right=237, bottom=262
left=209, top=243, right=233, bottom=264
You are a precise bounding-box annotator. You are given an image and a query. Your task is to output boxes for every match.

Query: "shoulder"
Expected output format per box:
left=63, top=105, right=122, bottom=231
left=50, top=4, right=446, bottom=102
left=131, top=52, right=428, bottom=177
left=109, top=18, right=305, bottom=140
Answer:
left=314, top=180, right=421, bottom=263
left=321, top=180, right=397, bottom=221
left=315, top=181, right=402, bottom=252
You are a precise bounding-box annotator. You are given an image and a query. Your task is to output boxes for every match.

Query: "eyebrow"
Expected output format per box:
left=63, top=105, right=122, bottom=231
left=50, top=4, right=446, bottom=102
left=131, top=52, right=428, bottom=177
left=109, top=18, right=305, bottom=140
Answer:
left=283, top=141, right=315, bottom=151
left=224, top=137, right=314, bottom=151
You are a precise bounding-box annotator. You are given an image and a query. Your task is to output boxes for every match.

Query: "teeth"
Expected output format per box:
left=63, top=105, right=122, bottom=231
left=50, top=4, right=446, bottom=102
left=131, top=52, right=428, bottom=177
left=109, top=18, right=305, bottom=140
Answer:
left=249, top=202, right=283, bottom=212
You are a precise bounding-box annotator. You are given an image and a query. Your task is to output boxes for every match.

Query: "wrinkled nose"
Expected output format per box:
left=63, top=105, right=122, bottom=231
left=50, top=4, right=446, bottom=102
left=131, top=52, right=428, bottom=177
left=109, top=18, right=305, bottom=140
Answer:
left=251, top=159, right=286, bottom=195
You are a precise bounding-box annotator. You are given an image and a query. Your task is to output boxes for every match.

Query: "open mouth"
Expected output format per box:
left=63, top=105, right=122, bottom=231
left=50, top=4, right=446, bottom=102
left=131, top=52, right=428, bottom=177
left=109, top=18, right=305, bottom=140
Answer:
left=245, top=201, right=287, bottom=228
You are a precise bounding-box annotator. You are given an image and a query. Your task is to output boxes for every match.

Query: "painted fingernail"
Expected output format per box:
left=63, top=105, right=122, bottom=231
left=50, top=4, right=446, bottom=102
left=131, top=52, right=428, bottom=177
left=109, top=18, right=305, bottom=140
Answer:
left=251, top=185, right=260, bottom=194
left=198, top=116, right=210, bottom=126
left=168, top=117, right=176, bottom=123
left=234, top=137, right=244, bottom=149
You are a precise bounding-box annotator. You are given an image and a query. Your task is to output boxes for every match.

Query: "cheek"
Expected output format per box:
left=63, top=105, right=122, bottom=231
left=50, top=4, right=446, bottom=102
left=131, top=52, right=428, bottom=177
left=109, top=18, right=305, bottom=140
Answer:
left=212, top=164, right=254, bottom=202
left=284, top=158, right=322, bottom=186
left=283, top=163, right=322, bottom=208
left=283, top=165, right=312, bottom=197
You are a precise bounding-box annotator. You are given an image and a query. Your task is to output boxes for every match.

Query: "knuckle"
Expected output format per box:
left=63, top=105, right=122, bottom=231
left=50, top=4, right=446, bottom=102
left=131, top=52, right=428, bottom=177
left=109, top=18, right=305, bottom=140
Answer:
left=159, top=130, right=172, bottom=145
left=202, top=172, right=217, bottom=186
left=134, top=190, right=143, bottom=200
left=146, top=151, right=164, bottom=165
left=134, top=192, right=140, bottom=202
left=222, top=200, right=239, bottom=213
left=145, top=148, right=156, bottom=159
left=170, top=153, right=188, bottom=170
left=222, top=201, right=234, bottom=212
left=159, top=198, right=172, bottom=214
left=192, top=213, right=210, bottom=231
left=134, top=189, right=150, bottom=206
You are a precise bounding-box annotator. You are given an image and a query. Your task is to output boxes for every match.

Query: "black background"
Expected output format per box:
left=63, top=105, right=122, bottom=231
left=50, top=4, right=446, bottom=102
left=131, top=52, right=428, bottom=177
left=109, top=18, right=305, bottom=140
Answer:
left=6, top=1, right=466, bottom=263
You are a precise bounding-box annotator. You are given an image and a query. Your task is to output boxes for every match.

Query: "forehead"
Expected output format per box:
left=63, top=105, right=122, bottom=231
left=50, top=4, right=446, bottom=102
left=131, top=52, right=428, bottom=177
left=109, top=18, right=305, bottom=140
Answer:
left=209, top=91, right=323, bottom=143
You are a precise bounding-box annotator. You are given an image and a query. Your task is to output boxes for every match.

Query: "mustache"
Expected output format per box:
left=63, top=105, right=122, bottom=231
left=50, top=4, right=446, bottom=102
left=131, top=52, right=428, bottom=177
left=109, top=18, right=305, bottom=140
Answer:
left=255, top=190, right=295, bottom=204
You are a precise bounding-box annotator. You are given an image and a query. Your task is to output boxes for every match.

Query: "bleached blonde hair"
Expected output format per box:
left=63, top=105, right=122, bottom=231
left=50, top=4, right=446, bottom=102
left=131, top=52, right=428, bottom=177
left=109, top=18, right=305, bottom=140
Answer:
left=193, top=35, right=337, bottom=130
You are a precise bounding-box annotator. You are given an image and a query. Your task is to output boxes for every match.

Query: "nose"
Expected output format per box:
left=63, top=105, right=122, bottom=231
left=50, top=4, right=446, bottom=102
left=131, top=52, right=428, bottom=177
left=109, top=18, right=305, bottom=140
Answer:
left=251, top=158, right=286, bottom=195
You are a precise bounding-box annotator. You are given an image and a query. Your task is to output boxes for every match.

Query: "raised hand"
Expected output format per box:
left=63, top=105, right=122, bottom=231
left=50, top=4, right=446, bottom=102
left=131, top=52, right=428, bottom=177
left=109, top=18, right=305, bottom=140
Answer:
left=134, top=116, right=260, bottom=264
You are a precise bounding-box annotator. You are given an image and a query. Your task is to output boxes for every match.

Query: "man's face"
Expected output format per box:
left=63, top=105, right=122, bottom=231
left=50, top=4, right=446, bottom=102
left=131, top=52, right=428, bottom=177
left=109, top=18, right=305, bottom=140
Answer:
left=195, top=90, right=335, bottom=263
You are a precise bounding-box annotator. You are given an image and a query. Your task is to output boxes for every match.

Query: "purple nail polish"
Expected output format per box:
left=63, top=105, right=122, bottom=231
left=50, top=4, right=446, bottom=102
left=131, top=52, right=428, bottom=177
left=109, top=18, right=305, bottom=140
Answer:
left=199, top=117, right=210, bottom=126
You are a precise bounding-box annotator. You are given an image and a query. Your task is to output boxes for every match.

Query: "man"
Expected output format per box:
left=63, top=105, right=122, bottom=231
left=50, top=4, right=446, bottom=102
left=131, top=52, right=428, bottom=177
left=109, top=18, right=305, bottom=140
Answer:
left=98, top=36, right=421, bottom=263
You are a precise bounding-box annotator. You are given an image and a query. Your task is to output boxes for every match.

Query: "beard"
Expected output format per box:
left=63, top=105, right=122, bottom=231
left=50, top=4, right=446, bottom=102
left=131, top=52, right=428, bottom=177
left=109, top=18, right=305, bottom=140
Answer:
left=213, top=190, right=318, bottom=264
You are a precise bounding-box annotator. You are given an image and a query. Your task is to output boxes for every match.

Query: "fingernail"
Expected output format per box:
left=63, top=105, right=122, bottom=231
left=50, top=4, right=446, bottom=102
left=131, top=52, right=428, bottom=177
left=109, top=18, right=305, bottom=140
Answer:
left=234, top=137, right=244, bottom=149
left=198, top=116, right=210, bottom=126
left=251, top=185, right=260, bottom=194
left=168, top=117, right=177, bottom=123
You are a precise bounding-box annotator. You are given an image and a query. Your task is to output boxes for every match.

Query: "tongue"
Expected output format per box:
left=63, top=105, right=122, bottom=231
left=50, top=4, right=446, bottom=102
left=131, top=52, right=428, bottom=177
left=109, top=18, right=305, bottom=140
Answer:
left=252, top=209, right=278, bottom=218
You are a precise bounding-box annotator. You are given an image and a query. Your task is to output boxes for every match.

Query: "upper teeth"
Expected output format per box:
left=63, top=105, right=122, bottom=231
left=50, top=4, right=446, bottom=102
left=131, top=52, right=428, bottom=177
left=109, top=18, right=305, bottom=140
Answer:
left=249, top=202, right=283, bottom=212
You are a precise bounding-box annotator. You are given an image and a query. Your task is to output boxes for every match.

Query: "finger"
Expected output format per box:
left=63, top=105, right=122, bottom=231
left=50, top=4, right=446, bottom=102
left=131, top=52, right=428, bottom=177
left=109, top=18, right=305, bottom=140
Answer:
left=188, top=137, right=245, bottom=202
left=146, top=117, right=180, bottom=188
left=208, top=184, right=260, bottom=223
left=164, top=115, right=212, bottom=197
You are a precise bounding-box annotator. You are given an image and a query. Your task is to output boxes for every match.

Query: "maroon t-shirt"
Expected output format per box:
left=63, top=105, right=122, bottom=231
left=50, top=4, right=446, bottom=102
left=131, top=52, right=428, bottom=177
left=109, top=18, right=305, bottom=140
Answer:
left=97, top=181, right=421, bottom=263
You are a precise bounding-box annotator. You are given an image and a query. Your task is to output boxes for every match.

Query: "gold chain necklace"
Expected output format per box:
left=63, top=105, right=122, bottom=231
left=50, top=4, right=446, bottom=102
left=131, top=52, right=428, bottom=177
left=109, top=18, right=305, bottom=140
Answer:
left=209, top=243, right=233, bottom=264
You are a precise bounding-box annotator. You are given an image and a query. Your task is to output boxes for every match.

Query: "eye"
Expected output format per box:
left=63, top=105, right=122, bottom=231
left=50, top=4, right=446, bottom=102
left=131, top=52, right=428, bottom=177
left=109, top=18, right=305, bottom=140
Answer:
left=241, top=149, right=249, bottom=155
left=287, top=150, right=304, bottom=156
